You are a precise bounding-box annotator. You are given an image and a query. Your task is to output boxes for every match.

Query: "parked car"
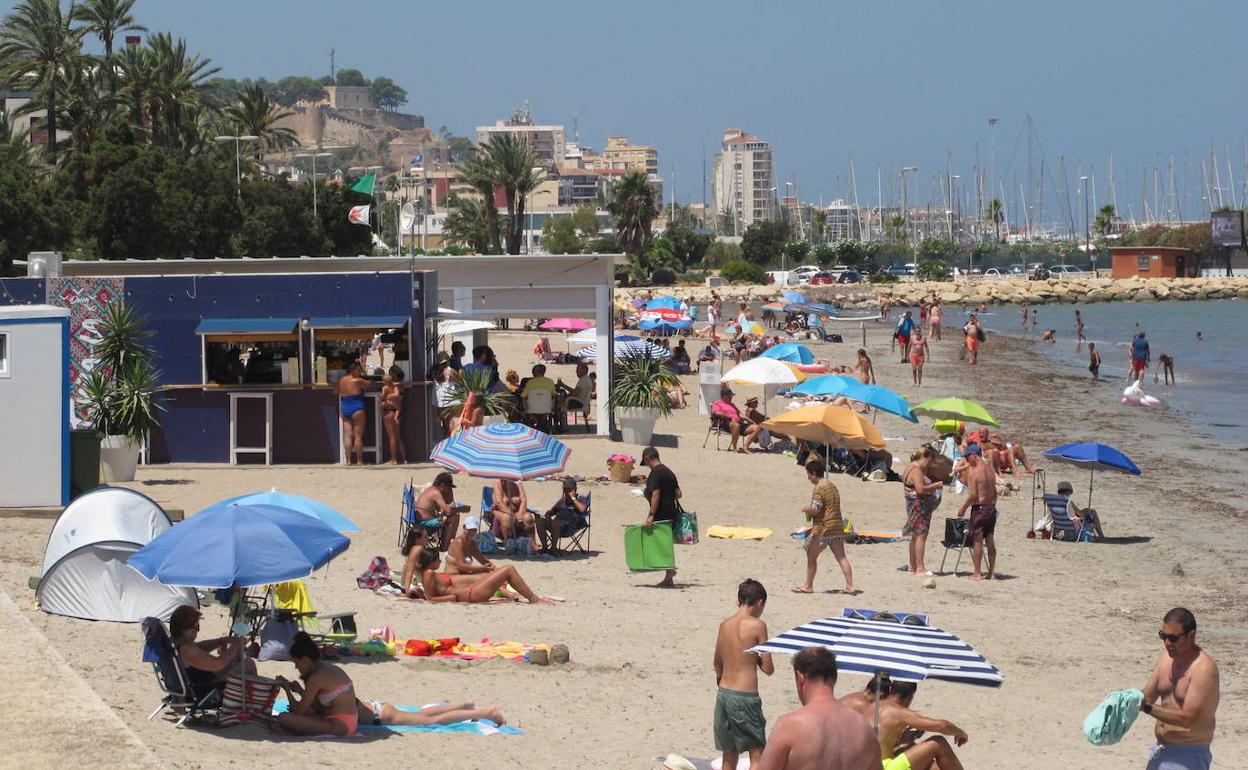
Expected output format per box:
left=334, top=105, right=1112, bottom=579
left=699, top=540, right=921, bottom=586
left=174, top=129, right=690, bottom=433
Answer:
left=983, top=268, right=1002, bottom=276
left=884, top=264, right=911, bottom=277
left=836, top=270, right=862, bottom=284
left=790, top=265, right=822, bottom=283
left=808, top=272, right=834, bottom=285
left=1008, top=264, right=1026, bottom=275
left=1049, top=264, right=1086, bottom=278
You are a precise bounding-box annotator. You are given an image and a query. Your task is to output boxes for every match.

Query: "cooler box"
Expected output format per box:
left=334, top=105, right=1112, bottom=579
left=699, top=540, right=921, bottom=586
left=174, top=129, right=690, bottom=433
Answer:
left=624, top=522, right=675, bottom=571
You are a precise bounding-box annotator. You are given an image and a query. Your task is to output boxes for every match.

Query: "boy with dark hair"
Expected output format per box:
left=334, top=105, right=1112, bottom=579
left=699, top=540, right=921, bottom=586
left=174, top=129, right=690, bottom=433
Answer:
left=713, top=579, right=774, bottom=770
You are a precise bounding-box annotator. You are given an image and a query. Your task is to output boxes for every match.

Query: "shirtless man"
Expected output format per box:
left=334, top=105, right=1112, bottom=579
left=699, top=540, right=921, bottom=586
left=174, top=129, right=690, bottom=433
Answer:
left=755, top=646, right=878, bottom=770
left=414, top=472, right=466, bottom=551
left=1140, top=607, right=1219, bottom=770
left=712, top=579, right=775, bottom=770
left=869, top=681, right=968, bottom=770
left=956, top=443, right=998, bottom=580
left=443, top=516, right=495, bottom=575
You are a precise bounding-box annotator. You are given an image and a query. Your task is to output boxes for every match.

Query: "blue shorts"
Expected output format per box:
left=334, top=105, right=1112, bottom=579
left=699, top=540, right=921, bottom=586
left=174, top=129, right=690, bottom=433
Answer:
left=1146, top=742, right=1212, bottom=770
left=420, top=518, right=443, bottom=532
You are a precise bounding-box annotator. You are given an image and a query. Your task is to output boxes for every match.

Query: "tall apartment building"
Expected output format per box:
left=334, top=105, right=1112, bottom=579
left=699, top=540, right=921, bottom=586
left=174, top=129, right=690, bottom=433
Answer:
left=475, top=104, right=566, bottom=167
left=601, top=136, right=658, bottom=175
left=712, top=128, right=775, bottom=234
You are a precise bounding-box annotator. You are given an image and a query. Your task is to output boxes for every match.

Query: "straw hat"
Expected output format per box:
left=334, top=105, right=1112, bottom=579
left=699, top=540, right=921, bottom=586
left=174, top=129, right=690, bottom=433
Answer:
left=659, top=755, right=698, bottom=770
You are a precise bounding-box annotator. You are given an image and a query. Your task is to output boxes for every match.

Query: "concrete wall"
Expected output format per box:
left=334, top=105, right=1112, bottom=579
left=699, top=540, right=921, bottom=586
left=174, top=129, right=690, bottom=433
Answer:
left=0, top=312, right=68, bottom=506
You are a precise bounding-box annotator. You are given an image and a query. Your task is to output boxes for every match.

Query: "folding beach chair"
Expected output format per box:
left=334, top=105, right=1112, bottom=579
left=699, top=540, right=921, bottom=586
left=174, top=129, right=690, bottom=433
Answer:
left=535, top=337, right=562, bottom=363
left=554, top=494, right=592, bottom=554
left=703, top=414, right=731, bottom=450
left=399, top=480, right=444, bottom=551
left=1041, top=493, right=1090, bottom=542
left=938, top=517, right=971, bottom=576
left=141, top=616, right=222, bottom=726
left=269, top=580, right=358, bottom=646
left=481, top=485, right=541, bottom=550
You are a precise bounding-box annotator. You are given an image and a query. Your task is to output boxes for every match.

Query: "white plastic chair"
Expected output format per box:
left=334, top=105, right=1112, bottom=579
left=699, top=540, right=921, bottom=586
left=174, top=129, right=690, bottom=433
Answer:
left=524, top=389, right=554, bottom=432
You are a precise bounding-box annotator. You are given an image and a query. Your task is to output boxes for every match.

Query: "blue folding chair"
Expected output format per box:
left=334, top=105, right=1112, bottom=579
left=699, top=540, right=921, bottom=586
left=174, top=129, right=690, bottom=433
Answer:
left=142, top=617, right=222, bottom=726
left=397, top=479, right=417, bottom=548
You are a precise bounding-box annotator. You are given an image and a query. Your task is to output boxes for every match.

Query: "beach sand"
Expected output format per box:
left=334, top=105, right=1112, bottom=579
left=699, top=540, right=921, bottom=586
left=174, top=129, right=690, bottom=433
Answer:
left=1, top=319, right=1244, bottom=769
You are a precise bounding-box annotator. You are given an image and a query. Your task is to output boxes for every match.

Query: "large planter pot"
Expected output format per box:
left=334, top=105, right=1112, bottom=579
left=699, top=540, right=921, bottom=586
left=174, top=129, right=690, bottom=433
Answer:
left=99, top=435, right=141, bottom=483
left=616, top=407, right=661, bottom=446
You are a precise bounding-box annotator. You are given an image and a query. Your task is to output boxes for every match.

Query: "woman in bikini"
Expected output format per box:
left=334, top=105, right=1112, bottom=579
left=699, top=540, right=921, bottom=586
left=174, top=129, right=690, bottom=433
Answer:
left=275, top=632, right=360, bottom=736
left=491, top=478, right=532, bottom=542
left=416, top=549, right=554, bottom=605
left=902, top=447, right=943, bottom=577
left=453, top=392, right=485, bottom=435
left=337, top=362, right=370, bottom=465
left=380, top=365, right=407, bottom=464
left=856, top=348, right=875, bottom=385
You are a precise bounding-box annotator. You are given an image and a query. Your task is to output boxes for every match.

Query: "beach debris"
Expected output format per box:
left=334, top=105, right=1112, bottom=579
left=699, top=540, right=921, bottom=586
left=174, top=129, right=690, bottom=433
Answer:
left=550, top=644, right=570, bottom=664
left=923, top=577, right=937, bottom=589
left=1171, top=563, right=1185, bottom=578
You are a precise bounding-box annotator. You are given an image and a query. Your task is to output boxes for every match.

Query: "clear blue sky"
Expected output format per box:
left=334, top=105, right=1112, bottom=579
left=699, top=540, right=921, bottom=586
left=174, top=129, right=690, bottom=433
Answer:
left=13, top=0, right=1248, bottom=223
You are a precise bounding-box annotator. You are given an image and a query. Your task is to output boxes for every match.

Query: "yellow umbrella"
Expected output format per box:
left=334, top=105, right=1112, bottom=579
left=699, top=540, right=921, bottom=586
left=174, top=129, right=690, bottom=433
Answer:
left=761, top=404, right=885, bottom=450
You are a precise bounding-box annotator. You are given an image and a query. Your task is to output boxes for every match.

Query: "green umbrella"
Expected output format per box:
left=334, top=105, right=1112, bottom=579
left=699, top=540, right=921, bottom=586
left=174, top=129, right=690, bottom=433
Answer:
left=912, top=398, right=998, bottom=427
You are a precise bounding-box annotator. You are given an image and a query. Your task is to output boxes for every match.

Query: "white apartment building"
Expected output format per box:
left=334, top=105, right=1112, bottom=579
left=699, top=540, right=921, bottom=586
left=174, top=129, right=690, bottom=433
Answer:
left=712, top=128, right=775, bottom=234
left=475, top=105, right=566, bottom=167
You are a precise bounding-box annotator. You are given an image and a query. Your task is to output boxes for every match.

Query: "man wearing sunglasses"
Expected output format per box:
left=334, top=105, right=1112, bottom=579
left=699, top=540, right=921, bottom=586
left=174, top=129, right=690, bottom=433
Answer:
left=1140, top=607, right=1219, bottom=770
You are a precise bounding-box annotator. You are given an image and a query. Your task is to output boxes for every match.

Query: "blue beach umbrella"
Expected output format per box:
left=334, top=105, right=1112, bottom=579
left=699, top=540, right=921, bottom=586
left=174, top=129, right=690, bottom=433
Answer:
left=791, top=374, right=859, bottom=397
left=1043, top=442, right=1141, bottom=508
left=795, top=302, right=841, bottom=316
left=761, top=342, right=816, bottom=365
left=645, top=295, right=682, bottom=310
left=217, top=489, right=360, bottom=532
left=839, top=382, right=917, bottom=422
left=128, top=504, right=351, bottom=589
left=639, top=317, right=693, bottom=336
left=781, top=290, right=808, bottom=304
left=430, top=422, right=570, bottom=481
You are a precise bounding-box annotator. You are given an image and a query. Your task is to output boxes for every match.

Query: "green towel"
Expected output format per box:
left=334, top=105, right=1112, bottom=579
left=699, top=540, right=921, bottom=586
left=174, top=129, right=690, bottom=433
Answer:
left=624, top=522, right=675, bottom=571
left=1083, top=688, right=1143, bottom=746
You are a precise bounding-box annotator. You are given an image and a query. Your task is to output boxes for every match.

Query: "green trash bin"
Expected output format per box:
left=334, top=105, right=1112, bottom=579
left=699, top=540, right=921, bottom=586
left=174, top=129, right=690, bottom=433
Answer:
left=70, top=429, right=103, bottom=498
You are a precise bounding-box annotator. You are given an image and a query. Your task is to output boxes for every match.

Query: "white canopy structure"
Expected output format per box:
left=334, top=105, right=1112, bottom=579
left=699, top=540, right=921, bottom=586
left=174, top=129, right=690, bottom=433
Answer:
left=37, top=487, right=196, bottom=623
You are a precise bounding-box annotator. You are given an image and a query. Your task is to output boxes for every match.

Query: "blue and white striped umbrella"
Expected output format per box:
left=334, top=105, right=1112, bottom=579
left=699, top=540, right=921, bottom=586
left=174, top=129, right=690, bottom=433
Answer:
left=580, top=339, right=671, bottom=363
left=430, top=423, right=570, bottom=481
left=750, top=609, right=1003, bottom=688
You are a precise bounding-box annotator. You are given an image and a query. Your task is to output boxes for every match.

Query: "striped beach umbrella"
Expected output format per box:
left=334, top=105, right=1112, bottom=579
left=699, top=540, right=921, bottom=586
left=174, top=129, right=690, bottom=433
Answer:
left=429, top=423, right=570, bottom=480
left=580, top=339, right=671, bottom=363
left=751, top=609, right=1003, bottom=688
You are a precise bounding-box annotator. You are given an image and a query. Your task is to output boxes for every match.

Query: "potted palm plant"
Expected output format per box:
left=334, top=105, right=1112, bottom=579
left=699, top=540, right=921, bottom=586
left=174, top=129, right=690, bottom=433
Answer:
left=606, top=350, right=679, bottom=445
left=444, top=367, right=516, bottom=425
left=78, top=303, right=164, bottom=482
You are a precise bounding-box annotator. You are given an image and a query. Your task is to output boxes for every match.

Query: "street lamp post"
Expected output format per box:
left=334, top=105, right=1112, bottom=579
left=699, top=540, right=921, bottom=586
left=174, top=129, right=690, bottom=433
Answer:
left=214, top=133, right=260, bottom=197
left=900, top=166, right=918, bottom=244
left=1080, top=175, right=1090, bottom=268
left=295, top=151, right=332, bottom=217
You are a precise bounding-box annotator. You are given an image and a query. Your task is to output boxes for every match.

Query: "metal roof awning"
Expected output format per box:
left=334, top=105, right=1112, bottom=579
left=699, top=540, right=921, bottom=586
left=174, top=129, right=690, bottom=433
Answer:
left=306, top=316, right=409, bottom=329
left=194, top=318, right=299, bottom=335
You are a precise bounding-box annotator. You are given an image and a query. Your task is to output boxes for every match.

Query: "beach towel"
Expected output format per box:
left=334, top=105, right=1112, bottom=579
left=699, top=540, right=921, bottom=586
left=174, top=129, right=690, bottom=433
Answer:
left=356, top=556, right=392, bottom=589
left=272, top=700, right=523, bottom=735
left=706, top=525, right=774, bottom=540
left=624, top=522, right=676, bottom=571
left=1083, top=688, right=1143, bottom=746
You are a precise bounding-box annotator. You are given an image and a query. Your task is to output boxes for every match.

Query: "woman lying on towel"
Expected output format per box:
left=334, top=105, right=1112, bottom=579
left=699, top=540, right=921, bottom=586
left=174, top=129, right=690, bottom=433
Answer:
left=276, top=632, right=506, bottom=736
left=416, top=549, right=555, bottom=605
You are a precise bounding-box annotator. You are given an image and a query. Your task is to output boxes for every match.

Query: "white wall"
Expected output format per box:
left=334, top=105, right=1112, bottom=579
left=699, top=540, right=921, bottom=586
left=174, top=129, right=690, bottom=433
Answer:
left=0, top=318, right=65, bottom=506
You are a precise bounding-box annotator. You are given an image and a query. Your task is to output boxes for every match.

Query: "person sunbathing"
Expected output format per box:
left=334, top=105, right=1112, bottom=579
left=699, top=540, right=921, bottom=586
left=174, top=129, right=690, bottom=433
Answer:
left=169, top=604, right=256, bottom=698
left=985, top=432, right=1036, bottom=474
left=416, top=549, right=555, bottom=605
left=356, top=698, right=506, bottom=728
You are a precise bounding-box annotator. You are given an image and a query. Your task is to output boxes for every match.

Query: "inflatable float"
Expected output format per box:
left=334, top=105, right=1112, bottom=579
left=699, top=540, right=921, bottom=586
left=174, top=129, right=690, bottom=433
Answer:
left=1121, top=380, right=1162, bottom=408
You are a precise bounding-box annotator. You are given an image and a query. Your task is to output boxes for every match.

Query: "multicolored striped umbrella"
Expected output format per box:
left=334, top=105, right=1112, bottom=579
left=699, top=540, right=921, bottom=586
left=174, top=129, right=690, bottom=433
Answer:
left=429, top=423, right=570, bottom=480
left=580, top=340, right=671, bottom=363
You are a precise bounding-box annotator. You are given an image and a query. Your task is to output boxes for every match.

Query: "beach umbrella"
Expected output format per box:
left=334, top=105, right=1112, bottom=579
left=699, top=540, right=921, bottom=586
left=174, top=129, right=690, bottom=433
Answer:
left=639, top=318, right=693, bottom=335
left=791, top=374, right=860, bottom=397
left=838, top=383, right=917, bottom=423
left=760, top=404, right=885, bottom=450
left=781, top=290, right=808, bottom=304
left=751, top=608, right=1003, bottom=688
left=128, top=504, right=351, bottom=589
left=722, top=357, right=806, bottom=386
left=638, top=308, right=690, bottom=323
left=580, top=339, right=670, bottom=363
left=761, top=342, right=816, bottom=365
left=539, top=317, right=592, bottom=332
left=568, top=328, right=640, bottom=346
left=430, top=422, right=570, bottom=481
left=912, top=397, right=998, bottom=427
left=645, top=296, right=682, bottom=310
left=724, top=321, right=767, bottom=336
left=791, top=302, right=841, bottom=316
left=438, top=319, right=496, bottom=336
left=1042, top=442, right=1141, bottom=509
left=216, top=489, right=360, bottom=533
left=760, top=301, right=788, bottom=313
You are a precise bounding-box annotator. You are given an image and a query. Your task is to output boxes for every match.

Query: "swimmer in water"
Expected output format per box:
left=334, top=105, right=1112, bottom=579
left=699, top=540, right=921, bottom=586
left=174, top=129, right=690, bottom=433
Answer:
left=1196, top=331, right=1203, bottom=341
left=1156, top=354, right=1175, bottom=386
left=1031, top=309, right=1038, bottom=329
left=1088, top=343, right=1101, bottom=381
left=1075, top=310, right=1085, bottom=342
left=1041, top=329, right=1056, bottom=343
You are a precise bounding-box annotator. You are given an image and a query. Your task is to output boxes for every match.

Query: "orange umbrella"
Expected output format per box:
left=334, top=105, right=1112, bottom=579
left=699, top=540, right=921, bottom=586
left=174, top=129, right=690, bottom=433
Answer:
left=761, top=404, right=886, bottom=450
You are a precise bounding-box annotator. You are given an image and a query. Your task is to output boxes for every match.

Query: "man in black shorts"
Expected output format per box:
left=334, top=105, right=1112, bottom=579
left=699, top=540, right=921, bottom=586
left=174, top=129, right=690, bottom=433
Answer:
left=641, top=446, right=681, bottom=587
left=956, top=443, right=998, bottom=581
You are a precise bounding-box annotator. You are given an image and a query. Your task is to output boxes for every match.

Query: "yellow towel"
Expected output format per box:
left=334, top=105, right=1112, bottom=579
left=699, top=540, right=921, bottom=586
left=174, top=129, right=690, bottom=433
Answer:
left=271, top=580, right=316, bottom=615
left=706, top=525, right=773, bottom=540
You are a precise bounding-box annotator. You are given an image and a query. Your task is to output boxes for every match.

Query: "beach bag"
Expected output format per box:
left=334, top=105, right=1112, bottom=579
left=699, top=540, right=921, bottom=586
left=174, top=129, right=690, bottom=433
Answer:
left=218, top=673, right=278, bottom=727
left=674, top=504, right=699, bottom=545
left=258, top=613, right=298, bottom=661
left=976, top=327, right=986, bottom=342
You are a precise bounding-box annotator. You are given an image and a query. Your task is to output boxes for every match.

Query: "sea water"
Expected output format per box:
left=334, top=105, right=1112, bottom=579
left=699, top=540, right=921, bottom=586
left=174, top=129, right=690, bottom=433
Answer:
left=970, top=301, right=1247, bottom=446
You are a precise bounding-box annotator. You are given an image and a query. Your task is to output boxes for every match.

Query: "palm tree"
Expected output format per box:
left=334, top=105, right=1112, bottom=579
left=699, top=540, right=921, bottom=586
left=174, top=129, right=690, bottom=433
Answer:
left=56, top=52, right=117, bottom=153
left=0, top=0, right=85, bottom=160
left=225, top=83, right=297, bottom=155
left=483, top=134, right=543, bottom=254
left=146, top=32, right=218, bottom=144
left=441, top=194, right=490, bottom=253
left=608, top=171, right=657, bottom=258
left=459, top=154, right=502, bottom=253
left=1094, top=204, right=1116, bottom=238
left=986, top=198, right=1004, bottom=242
left=0, top=110, right=36, bottom=168
left=116, top=42, right=156, bottom=137
left=72, top=0, right=144, bottom=94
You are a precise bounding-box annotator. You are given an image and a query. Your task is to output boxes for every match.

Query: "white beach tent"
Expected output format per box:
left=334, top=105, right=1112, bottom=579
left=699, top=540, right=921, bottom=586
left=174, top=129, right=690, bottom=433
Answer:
left=37, top=487, right=197, bottom=623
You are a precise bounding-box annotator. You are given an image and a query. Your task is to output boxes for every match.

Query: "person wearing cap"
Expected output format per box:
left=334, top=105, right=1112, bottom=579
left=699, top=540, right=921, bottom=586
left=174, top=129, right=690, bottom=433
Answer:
left=956, top=443, right=998, bottom=580
left=536, top=478, right=589, bottom=555
left=711, top=387, right=761, bottom=454
left=414, top=472, right=467, bottom=551
left=443, top=515, right=496, bottom=575
left=1054, top=480, right=1105, bottom=539
left=742, top=396, right=771, bottom=452
left=641, top=447, right=680, bottom=588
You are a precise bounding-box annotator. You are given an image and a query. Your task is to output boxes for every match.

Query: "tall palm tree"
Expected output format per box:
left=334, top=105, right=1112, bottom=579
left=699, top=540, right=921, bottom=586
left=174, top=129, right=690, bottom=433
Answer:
left=483, top=134, right=543, bottom=254
left=72, top=0, right=144, bottom=94
left=441, top=194, right=490, bottom=254
left=0, top=0, right=85, bottom=160
left=115, top=41, right=155, bottom=136
left=1094, top=204, right=1116, bottom=237
left=56, top=51, right=117, bottom=153
left=146, top=32, right=217, bottom=144
left=986, top=198, right=1004, bottom=242
left=608, top=171, right=658, bottom=258
left=459, top=153, right=502, bottom=254
left=225, top=83, right=297, bottom=155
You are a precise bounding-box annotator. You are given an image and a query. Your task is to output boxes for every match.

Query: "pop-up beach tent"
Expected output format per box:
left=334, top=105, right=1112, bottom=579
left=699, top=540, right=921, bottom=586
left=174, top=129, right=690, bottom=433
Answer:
left=37, top=487, right=197, bottom=622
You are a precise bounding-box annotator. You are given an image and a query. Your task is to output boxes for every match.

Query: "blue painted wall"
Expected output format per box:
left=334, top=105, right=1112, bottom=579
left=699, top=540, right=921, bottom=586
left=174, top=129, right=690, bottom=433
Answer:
left=0, top=277, right=46, bottom=305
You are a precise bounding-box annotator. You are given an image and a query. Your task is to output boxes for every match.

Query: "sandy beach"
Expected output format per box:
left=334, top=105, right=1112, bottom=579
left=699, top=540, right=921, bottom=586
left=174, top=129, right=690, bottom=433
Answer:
left=1, top=315, right=1244, bottom=770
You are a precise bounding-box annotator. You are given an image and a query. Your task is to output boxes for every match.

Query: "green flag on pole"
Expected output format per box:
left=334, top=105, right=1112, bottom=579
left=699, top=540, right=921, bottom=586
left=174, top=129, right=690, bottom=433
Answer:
left=349, top=174, right=376, bottom=196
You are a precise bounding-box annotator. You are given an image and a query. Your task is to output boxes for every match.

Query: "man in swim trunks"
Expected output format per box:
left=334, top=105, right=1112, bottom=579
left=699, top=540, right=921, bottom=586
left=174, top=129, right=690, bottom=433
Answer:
left=956, top=443, right=998, bottom=580
left=1089, top=342, right=1102, bottom=380
left=895, top=311, right=915, bottom=363
left=870, top=681, right=969, bottom=770
left=713, top=579, right=774, bottom=770
left=337, top=362, right=371, bottom=465
left=1140, top=607, right=1219, bottom=770
left=963, top=315, right=981, bottom=365
left=415, top=472, right=466, bottom=551
left=1130, top=331, right=1151, bottom=382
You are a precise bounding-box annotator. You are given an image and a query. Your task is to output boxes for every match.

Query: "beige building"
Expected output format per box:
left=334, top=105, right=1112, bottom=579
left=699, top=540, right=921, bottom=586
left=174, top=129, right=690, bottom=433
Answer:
left=476, top=105, right=566, bottom=167
left=601, top=136, right=658, bottom=175
left=712, top=128, right=775, bottom=235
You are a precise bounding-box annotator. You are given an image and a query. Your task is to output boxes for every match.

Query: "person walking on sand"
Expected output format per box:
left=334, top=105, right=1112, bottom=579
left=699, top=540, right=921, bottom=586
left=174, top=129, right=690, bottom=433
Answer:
left=929, top=300, right=942, bottom=341
left=754, top=647, right=878, bottom=770
left=1140, top=607, right=1219, bottom=770
left=896, top=311, right=915, bottom=363
left=793, top=460, right=855, bottom=595
left=956, top=443, right=998, bottom=580
left=1089, top=342, right=1102, bottom=381
left=903, top=447, right=943, bottom=576
left=909, top=326, right=930, bottom=386
left=641, top=446, right=680, bottom=588
left=1130, top=331, right=1151, bottom=383
left=1156, top=354, right=1175, bottom=386
left=963, top=314, right=982, bottom=365
left=713, top=579, right=775, bottom=770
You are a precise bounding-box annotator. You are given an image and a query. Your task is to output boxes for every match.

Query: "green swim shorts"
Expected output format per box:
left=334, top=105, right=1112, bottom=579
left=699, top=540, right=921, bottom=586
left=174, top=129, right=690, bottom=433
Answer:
left=713, top=687, right=766, bottom=754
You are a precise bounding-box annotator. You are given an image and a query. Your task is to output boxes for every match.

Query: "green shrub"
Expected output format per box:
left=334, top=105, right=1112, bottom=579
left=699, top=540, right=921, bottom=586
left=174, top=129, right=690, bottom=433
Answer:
left=720, top=259, right=767, bottom=284
left=649, top=267, right=677, bottom=286
left=915, top=259, right=952, bottom=281
left=868, top=274, right=899, bottom=285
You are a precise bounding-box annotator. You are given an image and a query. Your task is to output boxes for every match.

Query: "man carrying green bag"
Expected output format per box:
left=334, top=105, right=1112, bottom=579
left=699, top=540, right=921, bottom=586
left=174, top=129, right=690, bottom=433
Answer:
left=639, top=447, right=681, bottom=588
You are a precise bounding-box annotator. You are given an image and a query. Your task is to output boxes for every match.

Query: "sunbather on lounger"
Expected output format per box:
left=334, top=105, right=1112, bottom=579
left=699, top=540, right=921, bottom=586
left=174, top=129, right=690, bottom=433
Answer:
left=416, top=549, right=555, bottom=605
